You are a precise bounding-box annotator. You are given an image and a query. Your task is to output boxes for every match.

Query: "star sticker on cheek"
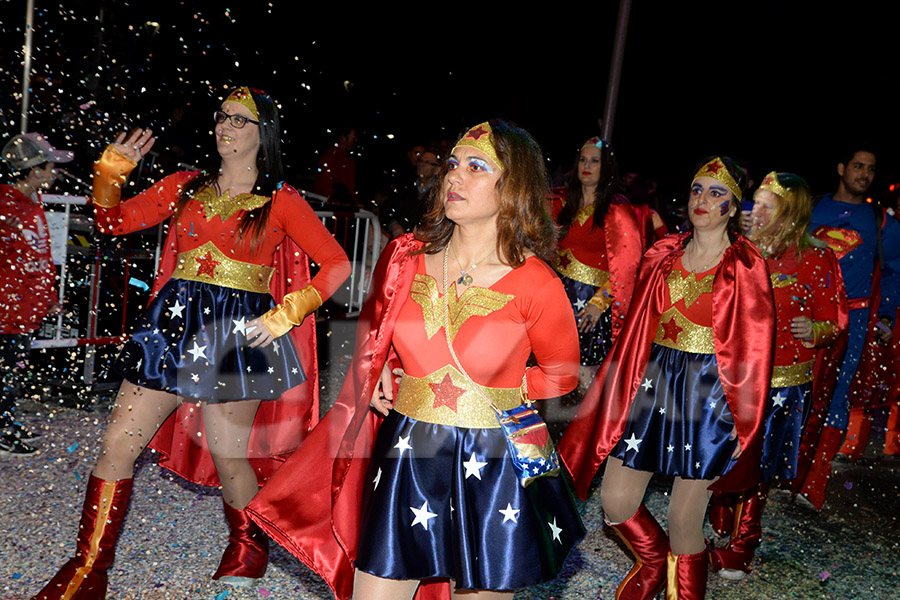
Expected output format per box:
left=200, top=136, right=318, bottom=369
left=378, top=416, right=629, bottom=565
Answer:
left=429, top=374, right=466, bottom=412
left=194, top=250, right=220, bottom=278
left=661, top=317, right=683, bottom=343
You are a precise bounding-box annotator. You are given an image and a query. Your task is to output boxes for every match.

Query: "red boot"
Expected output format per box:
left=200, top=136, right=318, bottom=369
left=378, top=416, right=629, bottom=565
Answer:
left=707, top=490, right=739, bottom=539
left=32, top=474, right=133, bottom=600
left=606, top=504, right=668, bottom=600
left=837, top=408, right=871, bottom=462
left=710, top=483, right=768, bottom=579
left=665, top=549, right=708, bottom=600
left=212, top=502, right=269, bottom=585
left=797, top=425, right=845, bottom=510
left=886, top=405, right=900, bottom=456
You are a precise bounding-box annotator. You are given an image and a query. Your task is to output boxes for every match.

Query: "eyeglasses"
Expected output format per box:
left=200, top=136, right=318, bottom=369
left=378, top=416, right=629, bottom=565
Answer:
left=213, top=110, right=259, bottom=129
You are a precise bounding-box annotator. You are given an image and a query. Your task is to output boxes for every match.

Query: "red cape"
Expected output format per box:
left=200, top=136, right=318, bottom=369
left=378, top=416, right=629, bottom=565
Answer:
left=558, top=233, right=776, bottom=497
left=247, top=234, right=449, bottom=600
left=146, top=190, right=320, bottom=487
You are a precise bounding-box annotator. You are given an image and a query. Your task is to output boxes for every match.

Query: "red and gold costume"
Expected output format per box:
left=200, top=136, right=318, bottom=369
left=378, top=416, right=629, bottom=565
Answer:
left=92, top=148, right=351, bottom=486
left=559, top=233, right=775, bottom=497
left=248, top=235, right=582, bottom=599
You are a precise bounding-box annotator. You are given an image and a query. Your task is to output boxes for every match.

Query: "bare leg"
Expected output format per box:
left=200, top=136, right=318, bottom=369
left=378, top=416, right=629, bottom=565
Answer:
left=202, top=399, right=262, bottom=509
left=93, top=381, right=181, bottom=481
left=668, top=476, right=714, bottom=555
left=353, top=570, right=419, bottom=600
left=578, top=365, right=598, bottom=395
left=599, top=456, right=654, bottom=524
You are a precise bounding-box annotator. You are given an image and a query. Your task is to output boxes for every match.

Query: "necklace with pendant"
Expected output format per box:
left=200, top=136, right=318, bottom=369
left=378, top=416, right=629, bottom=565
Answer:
left=448, top=239, right=494, bottom=286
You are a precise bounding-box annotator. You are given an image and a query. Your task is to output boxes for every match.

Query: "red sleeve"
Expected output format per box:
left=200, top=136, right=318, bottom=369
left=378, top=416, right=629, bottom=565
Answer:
left=522, top=267, right=580, bottom=399
left=93, top=171, right=197, bottom=235
left=270, top=185, right=351, bottom=301
left=807, top=248, right=848, bottom=347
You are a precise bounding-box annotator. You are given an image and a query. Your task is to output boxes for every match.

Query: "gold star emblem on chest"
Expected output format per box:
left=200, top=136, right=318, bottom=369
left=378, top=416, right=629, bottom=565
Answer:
left=193, top=186, right=270, bottom=222
left=666, top=270, right=714, bottom=309
left=410, top=273, right=514, bottom=341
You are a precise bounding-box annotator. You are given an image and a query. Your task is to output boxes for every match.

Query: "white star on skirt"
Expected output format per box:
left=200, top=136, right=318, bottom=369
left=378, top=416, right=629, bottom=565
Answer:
left=772, top=392, right=787, bottom=408
left=410, top=501, right=438, bottom=530
left=394, top=435, right=412, bottom=454
left=187, top=342, right=208, bottom=362
left=462, top=452, right=488, bottom=480
left=499, top=503, right=520, bottom=523
left=641, top=378, right=653, bottom=392
left=624, top=433, right=642, bottom=452
left=548, top=517, right=563, bottom=542
left=168, top=300, right=185, bottom=319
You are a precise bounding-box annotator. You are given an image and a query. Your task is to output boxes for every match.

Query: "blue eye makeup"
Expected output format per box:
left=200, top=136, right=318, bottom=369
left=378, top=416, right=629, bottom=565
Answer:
left=447, top=157, right=460, bottom=170
left=468, top=157, right=493, bottom=172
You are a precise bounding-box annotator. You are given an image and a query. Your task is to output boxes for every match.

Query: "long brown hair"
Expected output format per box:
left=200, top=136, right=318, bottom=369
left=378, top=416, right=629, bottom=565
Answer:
left=415, top=119, right=557, bottom=266
left=556, top=138, right=619, bottom=236
left=173, top=87, right=284, bottom=256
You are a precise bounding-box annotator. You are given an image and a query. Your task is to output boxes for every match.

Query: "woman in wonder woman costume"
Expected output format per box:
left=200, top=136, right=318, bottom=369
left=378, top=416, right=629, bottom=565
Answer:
left=549, top=137, right=646, bottom=393
left=560, top=156, right=775, bottom=599
left=245, top=120, right=584, bottom=600
left=707, top=172, right=847, bottom=580
left=33, top=87, right=350, bottom=599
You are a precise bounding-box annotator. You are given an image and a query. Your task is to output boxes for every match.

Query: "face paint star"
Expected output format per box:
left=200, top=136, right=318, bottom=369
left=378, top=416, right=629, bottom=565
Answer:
left=498, top=503, right=520, bottom=523
left=232, top=316, right=248, bottom=335
left=394, top=435, right=412, bottom=455
left=429, top=373, right=466, bottom=412
left=624, top=433, right=642, bottom=452
left=641, top=378, right=653, bottom=392
left=187, top=342, right=208, bottom=362
left=548, top=517, right=563, bottom=543
left=373, top=467, right=382, bottom=490
left=410, top=501, right=438, bottom=530
left=194, top=250, right=221, bottom=278
left=168, top=300, right=185, bottom=319
left=772, top=392, right=787, bottom=408
left=462, top=452, right=488, bottom=480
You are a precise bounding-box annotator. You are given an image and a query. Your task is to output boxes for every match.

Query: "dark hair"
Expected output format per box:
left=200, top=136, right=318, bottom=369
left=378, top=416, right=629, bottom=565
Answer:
left=556, top=138, right=619, bottom=235
left=839, top=143, right=877, bottom=167
left=691, top=155, right=749, bottom=234
left=174, top=87, right=283, bottom=254
left=416, top=119, right=557, bottom=266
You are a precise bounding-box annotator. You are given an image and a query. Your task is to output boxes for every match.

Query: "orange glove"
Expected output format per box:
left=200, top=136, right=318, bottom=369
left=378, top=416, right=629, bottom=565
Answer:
left=261, top=284, right=323, bottom=337
left=92, top=146, right=136, bottom=208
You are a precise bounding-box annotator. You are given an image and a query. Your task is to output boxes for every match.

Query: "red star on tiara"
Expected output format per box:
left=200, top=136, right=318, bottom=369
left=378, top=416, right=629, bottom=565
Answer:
left=467, top=126, right=489, bottom=140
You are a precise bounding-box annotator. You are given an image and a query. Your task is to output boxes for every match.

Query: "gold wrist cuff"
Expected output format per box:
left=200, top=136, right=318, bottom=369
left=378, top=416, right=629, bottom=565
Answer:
left=261, top=284, right=322, bottom=338
left=802, top=320, right=838, bottom=349
left=587, top=281, right=613, bottom=313
left=92, top=146, right=137, bottom=208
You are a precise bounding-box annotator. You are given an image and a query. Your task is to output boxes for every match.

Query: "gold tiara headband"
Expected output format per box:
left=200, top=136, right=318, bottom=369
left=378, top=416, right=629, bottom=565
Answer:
left=758, top=171, right=792, bottom=202
left=692, top=157, right=742, bottom=201
left=581, top=136, right=609, bottom=152
left=223, top=87, right=259, bottom=120
left=452, top=122, right=503, bottom=171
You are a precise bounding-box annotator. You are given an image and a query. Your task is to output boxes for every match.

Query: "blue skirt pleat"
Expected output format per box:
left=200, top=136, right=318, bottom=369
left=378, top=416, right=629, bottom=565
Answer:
left=612, top=343, right=738, bottom=479
left=356, top=411, right=585, bottom=590
left=115, top=278, right=305, bottom=403
left=559, top=274, right=612, bottom=366
left=760, top=382, right=811, bottom=482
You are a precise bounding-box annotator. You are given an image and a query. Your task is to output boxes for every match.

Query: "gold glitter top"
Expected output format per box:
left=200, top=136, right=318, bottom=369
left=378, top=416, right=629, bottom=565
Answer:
left=223, top=86, right=259, bottom=120
left=552, top=248, right=610, bottom=287
left=193, top=186, right=269, bottom=222
left=452, top=122, right=503, bottom=171
left=692, top=157, right=742, bottom=201
left=759, top=171, right=792, bottom=202
left=394, top=365, right=522, bottom=428
left=409, top=273, right=514, bottom=342
left=666, top=269, right=715, bottom=309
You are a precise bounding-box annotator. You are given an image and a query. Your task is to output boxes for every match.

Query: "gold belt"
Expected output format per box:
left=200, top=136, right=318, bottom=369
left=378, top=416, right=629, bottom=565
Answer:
left=771, top=359, right=815, bottom=388
left=653, top=307, right=715, bottom=354
left=172, top=241, right=273, bottom=294
left=553, top=248, right=610, bottom=287
left=394, top=365, right=522, bottom=429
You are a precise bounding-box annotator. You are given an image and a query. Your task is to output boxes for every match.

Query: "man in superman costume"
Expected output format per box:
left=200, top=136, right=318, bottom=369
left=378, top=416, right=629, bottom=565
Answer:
left=794, top=146, right=900, bottom=510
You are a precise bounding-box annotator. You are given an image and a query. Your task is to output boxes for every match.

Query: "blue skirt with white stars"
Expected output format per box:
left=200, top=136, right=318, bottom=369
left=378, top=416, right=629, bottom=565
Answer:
left=355, top=411, right=585, bottom=591
left=760, top=382, right=811, bottom=482
left=115, top=278, right=305, bottom=403
left=611, top=343, right=738, bottom=479
left=559, top=274, right=612, bottom=367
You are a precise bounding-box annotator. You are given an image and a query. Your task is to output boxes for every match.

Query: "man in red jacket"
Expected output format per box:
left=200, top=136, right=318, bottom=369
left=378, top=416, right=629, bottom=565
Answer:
left=0, top=132, right=72, bottom=456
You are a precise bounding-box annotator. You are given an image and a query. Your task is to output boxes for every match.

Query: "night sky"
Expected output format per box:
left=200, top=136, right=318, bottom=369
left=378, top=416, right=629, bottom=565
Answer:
left=2, top=0, right=899, bottom=211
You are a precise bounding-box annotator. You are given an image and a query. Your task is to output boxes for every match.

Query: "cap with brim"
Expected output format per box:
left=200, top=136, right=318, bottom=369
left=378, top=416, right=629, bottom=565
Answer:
left=2, top=132, right=74, bottom=171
